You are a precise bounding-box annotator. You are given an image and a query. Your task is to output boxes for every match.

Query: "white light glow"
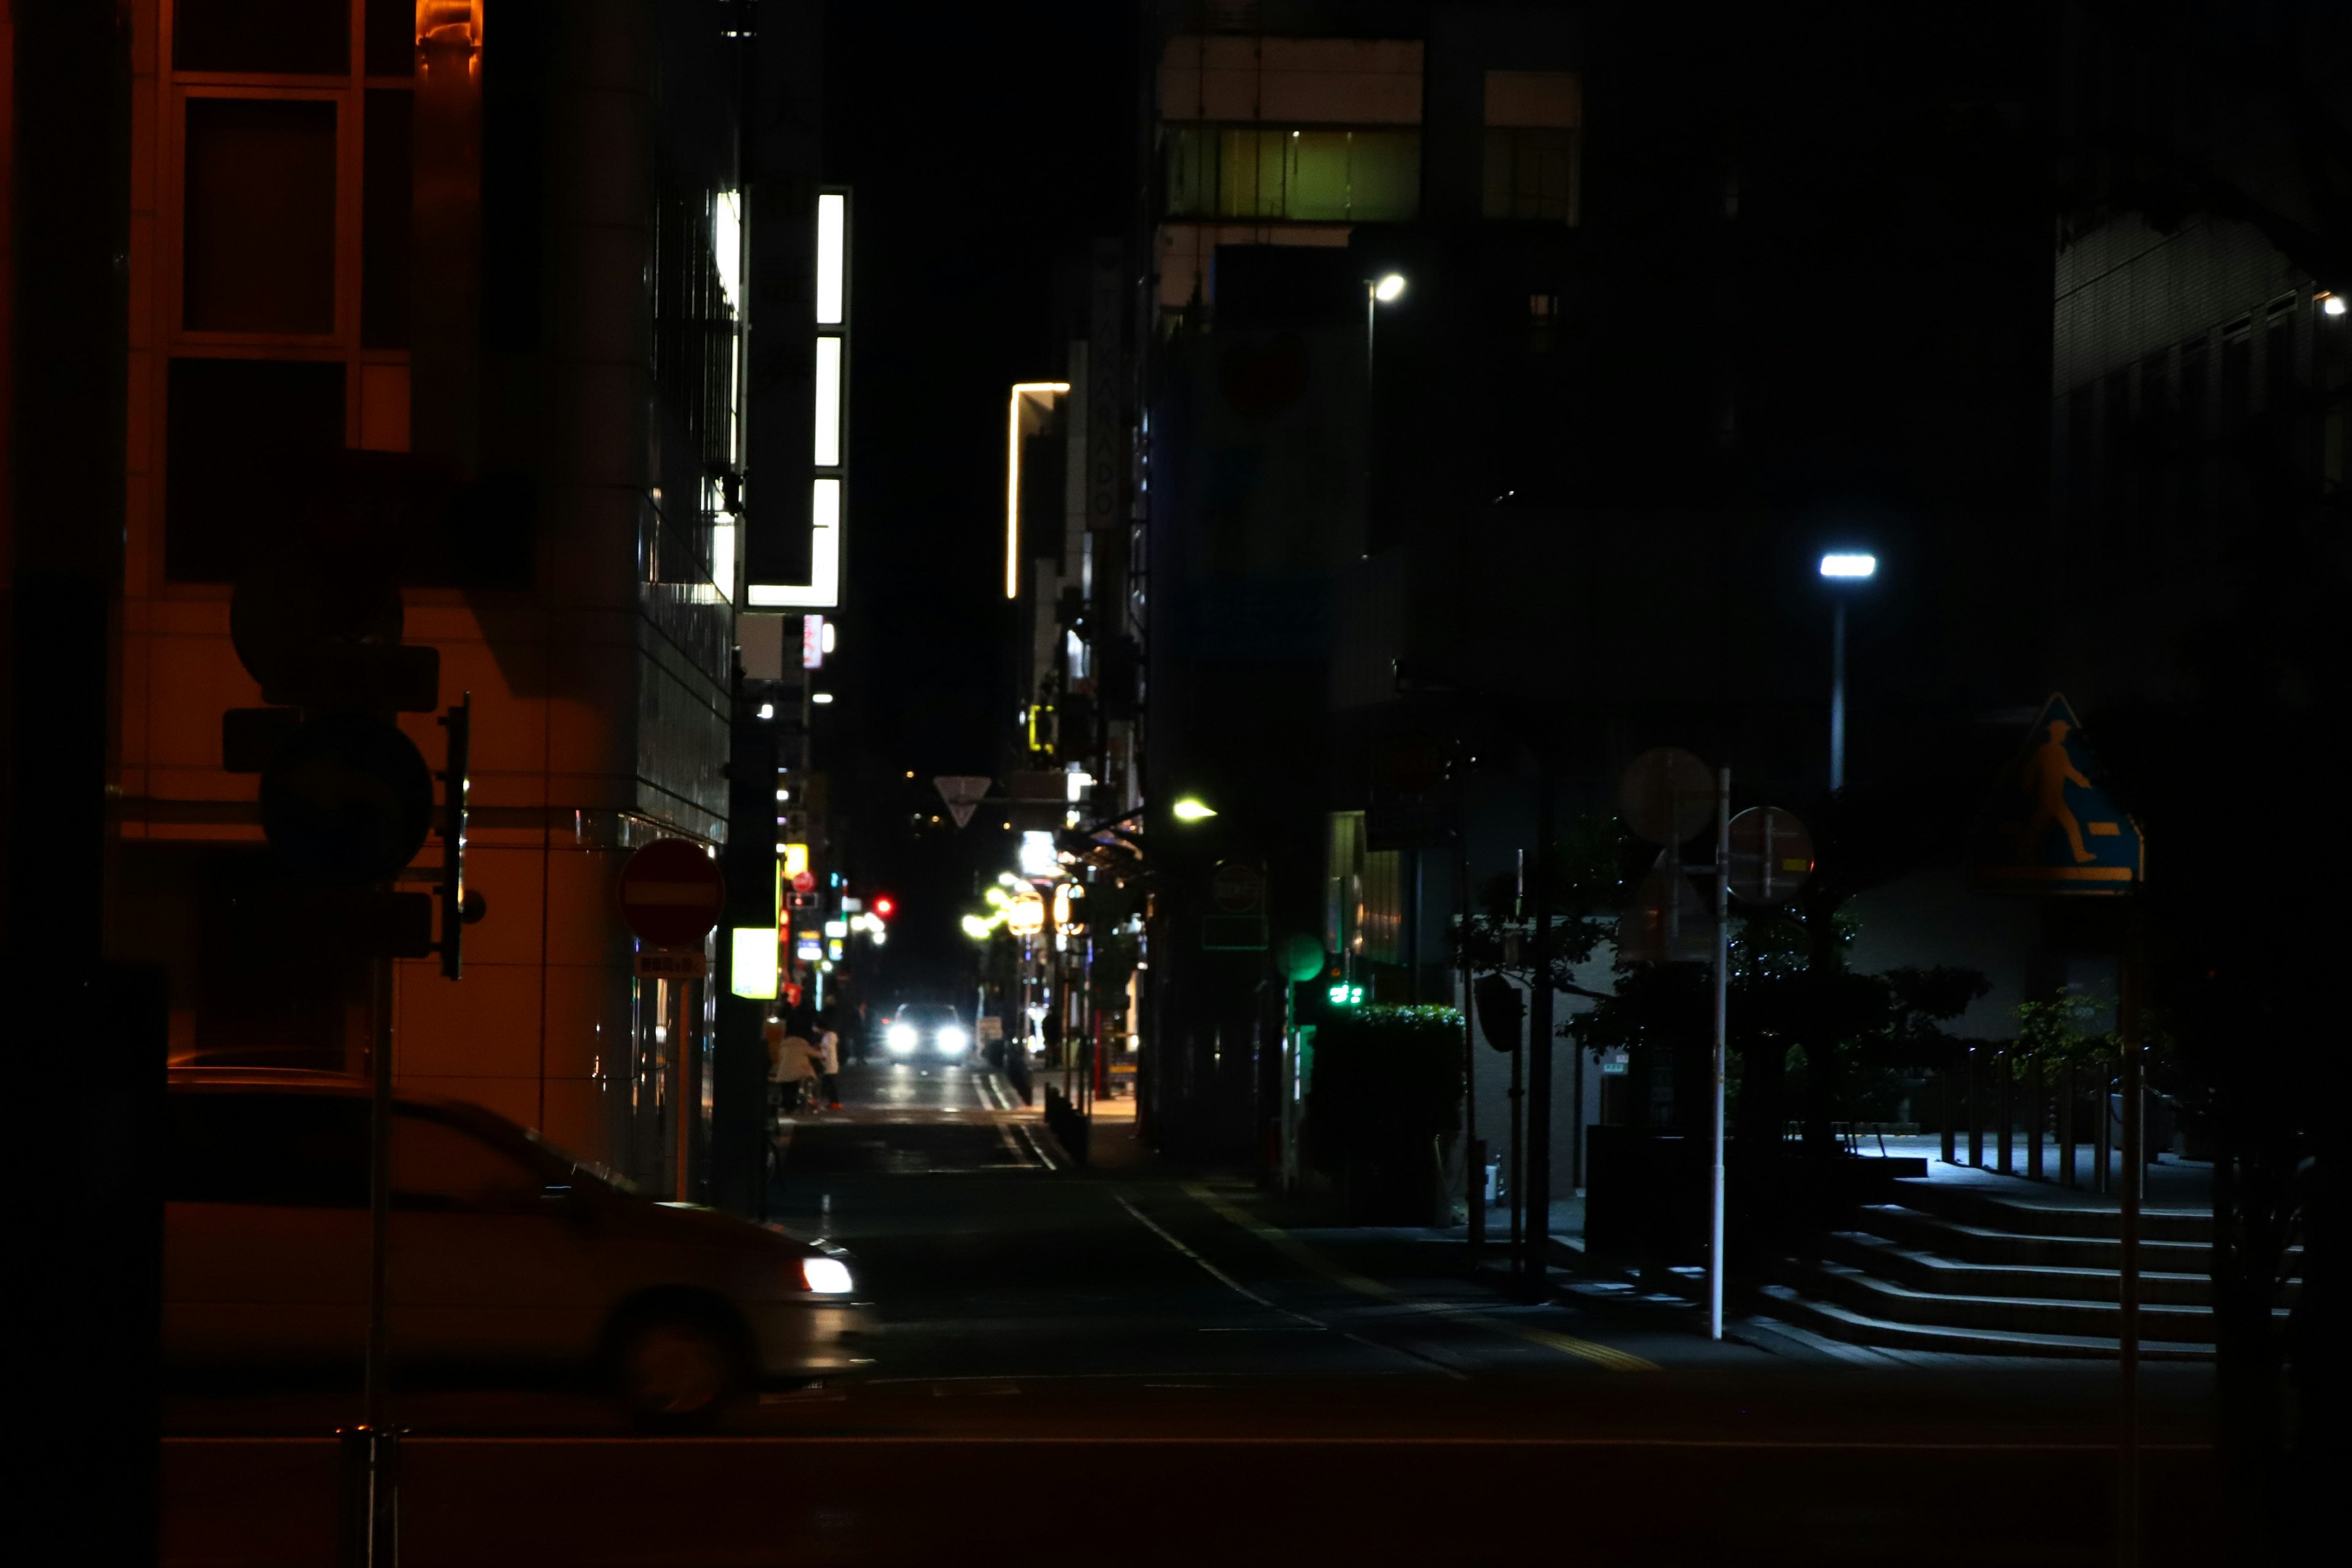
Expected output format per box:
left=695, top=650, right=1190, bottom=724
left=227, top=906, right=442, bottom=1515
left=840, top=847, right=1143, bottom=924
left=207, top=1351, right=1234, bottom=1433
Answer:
left=813, top=692, right=835, bottom=705
left=801, top=1257, right=853, bottom=1295
left=2325, top=295, right=2348, bottom=317
left=887, top=1023, right=918, bottom=1053
left=814, top=336, right=843, bottom=466
left=1172, top=798, right=1218, bottom=821
left=1819, top=552, right=1877, bottom=579
left=1373, top=273, right=1406, bottom=303
left=756, top=703, right=774, bottom=720
left=1006, top=383, right=1071, bottom=600
left=710, top=518, right=736, bottom=602
left=815, top=192, right=846, bottom=325
left=820, top=621, right=837, bottom=654
left=748, top=480, right=842, bottom=608
left=1019, top=830, right=1060, bottom=878
left=728, top=927, right=778, bottom=1000
left=713, top=190, right=743, bottom=313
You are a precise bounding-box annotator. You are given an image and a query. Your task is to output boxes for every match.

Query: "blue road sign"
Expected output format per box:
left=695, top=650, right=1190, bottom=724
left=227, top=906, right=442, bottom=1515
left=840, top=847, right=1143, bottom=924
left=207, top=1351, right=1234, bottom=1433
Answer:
left=1970, top=694, right=2143, bottom=894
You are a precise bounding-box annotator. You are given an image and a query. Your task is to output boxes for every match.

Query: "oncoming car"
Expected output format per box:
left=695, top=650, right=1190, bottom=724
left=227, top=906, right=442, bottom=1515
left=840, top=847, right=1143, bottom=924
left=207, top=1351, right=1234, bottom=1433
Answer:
left=883, top=1004, right=971, bottom=1062
left=163, top=1069, right=872, bottom=1422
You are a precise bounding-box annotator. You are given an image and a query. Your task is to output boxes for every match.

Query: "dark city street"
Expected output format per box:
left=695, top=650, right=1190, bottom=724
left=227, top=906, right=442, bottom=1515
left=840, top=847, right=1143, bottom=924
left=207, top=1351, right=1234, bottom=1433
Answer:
left=4, top=1, right=2339, bottom=1565
left=164, top=1065, right=2229, bottom=1566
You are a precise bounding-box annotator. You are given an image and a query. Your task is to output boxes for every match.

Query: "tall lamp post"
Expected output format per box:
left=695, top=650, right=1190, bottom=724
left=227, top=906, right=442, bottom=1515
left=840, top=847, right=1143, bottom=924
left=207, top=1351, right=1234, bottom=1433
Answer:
left=1817, top=552, right=1877, bottom=791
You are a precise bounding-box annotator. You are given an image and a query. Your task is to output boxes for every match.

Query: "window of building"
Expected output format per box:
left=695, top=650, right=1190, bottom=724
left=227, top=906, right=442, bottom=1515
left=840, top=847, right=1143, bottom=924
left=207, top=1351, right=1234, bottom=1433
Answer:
left=161, top=2, right=421, bottom=582
left=173, top=0, right=350, bottom=77
left=1165, top=126, right=1420, bottom=223
left=183, top=98, right=340, bottom=334
left=1481, top=70, right=1580, bottom=224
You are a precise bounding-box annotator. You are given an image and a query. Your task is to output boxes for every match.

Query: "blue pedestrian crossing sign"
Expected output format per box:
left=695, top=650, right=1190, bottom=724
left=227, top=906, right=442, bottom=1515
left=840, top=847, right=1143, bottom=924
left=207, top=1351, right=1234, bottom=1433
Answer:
left=1970, top=694, right=2144, bottom=895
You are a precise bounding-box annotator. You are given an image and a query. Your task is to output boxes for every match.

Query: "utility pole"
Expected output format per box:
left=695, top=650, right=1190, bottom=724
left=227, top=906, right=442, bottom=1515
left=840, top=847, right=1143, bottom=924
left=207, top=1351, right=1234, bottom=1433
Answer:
left=1709, top=768, right=1730, bottom=1340
left=1523, top=764, right=1555, bottom=1298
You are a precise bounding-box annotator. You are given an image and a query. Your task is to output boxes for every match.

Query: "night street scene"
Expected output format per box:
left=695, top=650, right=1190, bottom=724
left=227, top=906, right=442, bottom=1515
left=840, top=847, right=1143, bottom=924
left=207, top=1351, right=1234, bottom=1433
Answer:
left=4, top=1, right=2344, bottom=1564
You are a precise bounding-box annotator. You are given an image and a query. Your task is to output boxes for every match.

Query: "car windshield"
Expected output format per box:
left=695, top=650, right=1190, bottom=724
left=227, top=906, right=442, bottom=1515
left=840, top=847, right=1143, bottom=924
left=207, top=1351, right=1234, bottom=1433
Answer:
left=898, top=1006, right=960, bottom=1027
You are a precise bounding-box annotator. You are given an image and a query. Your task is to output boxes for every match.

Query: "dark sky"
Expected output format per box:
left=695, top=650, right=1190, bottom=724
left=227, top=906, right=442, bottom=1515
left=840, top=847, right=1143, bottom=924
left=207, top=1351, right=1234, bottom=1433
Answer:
left=818, top=2, right=1136, bottom=984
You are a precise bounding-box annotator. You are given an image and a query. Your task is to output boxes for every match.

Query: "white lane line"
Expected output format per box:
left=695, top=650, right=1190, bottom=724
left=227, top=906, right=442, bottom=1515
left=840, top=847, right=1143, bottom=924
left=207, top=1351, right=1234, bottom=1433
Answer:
left=978, top=1074, right=1033, bottom=1166
left=1112, top=1193, right=1325, bottom=1330
left=1016, top=1123, right=1058, bottom=1170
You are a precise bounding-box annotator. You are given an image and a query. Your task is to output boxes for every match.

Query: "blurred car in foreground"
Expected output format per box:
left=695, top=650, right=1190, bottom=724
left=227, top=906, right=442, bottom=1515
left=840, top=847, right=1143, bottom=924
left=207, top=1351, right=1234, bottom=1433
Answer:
left=883, top=1003, right=971, bottom=1062
left=164, top=1068, right=870, bottom=1421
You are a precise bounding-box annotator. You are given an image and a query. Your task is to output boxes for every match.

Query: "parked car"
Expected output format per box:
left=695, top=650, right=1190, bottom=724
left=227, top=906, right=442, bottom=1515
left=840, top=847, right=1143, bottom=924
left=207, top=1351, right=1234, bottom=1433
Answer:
left=164, top=1068, right=870, bottom=1420
left=883, top=1003, right=973, bottom=1062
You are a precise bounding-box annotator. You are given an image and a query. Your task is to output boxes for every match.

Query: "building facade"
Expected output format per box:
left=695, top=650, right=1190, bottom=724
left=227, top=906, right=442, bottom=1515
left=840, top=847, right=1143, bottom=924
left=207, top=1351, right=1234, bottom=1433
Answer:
left=107, top=0, right=809, bottom=1197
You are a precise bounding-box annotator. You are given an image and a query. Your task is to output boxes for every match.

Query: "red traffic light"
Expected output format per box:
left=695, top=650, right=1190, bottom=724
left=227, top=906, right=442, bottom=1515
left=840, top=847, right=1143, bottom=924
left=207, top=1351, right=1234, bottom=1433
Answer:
left=872, top=895, right=895, bottom=918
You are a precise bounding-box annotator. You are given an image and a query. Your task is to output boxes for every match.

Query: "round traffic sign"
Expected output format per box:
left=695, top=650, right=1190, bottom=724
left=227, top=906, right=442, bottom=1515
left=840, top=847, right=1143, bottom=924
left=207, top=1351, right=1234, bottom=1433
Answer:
left=1727, top=807, right=1815, bottom=907
left=1618, top=747, right=1716, bottom=845
left=1274, top=933, right=1325, bottom=983
left=617, top=839, right=726, bottom=949
left=1210, top=861, right=1265, bottom=914
left=258, top=712, right=435, bottom=884
left=791, top=869, right=816, bottom=894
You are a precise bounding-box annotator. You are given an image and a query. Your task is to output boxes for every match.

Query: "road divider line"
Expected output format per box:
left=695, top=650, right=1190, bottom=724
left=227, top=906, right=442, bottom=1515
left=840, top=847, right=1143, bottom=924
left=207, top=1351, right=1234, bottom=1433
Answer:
left=1178, top=1182, right=1656, bottom=1374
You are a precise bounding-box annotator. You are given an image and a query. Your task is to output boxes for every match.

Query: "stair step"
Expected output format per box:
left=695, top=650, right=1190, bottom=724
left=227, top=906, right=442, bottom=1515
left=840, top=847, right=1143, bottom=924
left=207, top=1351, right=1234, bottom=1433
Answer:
left=1826, top=1230, right=2218, bottom=1306
left=1887, top=1178, right=2212, bottom=1244
left=1858, top=1205, right=2217, bottom=1272
left=1757, top=1283, right=2215, bottom=1362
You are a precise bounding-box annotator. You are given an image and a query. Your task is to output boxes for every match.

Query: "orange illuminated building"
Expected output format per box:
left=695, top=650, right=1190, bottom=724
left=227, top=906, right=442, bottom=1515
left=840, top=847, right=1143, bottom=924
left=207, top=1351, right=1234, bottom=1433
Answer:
left=111, top=1, right=764, bottom=1193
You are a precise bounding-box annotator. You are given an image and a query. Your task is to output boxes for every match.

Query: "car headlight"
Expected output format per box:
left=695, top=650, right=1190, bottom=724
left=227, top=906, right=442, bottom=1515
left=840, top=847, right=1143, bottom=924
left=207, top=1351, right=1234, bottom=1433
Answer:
left=937, top=1026, right=967, bottom=1050
left=886, top=1023, right=917, bottom=1052
left=801, top=1257, right=854, bottom=1295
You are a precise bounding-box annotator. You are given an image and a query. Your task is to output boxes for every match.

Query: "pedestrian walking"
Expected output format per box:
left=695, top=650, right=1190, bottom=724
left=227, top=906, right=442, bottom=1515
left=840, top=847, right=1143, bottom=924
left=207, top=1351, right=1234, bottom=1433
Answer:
left=815, top=1014, right=843, bottom=1109
left=771, top=1019, right=818, bottom=1114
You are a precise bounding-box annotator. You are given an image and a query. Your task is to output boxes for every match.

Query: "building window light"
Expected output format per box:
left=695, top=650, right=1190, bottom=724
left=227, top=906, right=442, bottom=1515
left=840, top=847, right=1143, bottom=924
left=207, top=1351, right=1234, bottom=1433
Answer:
left=814, top=336, right=844, bottom=466
left=816, top=192, right=846, bottom=325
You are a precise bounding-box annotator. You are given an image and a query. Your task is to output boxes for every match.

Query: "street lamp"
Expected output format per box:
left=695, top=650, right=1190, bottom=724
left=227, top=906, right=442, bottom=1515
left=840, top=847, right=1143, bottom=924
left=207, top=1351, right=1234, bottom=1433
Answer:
left=1817, top=552, right=1877, bottom=791
left=1170, top=797, right=1217, bottom=822
left=1372, top=273, right=1406, bottom=303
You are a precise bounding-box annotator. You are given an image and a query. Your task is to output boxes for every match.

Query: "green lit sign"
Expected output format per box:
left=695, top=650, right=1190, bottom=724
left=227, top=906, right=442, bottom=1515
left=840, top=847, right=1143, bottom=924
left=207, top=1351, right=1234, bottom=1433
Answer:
left=1327, top=983, right=1365, bottom=1006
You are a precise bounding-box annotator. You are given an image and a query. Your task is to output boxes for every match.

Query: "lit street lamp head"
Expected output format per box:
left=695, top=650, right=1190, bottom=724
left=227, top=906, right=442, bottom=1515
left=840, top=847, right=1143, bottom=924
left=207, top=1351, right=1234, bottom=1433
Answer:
left=1171, top=798, right=1218, bottom=822
left=1819, top=552, right=1877, bottom=581
left=1372, top=273, right=1407, bottom=304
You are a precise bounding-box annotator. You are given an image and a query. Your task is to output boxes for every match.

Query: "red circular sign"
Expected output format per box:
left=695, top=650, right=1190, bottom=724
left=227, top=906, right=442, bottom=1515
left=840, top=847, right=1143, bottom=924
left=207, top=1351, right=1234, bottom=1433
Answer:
left=1210, top=861, right=1265, bottom=914
left=791, top=869, right=816, bottom=894
left=617, top=839, right=726, bottom=949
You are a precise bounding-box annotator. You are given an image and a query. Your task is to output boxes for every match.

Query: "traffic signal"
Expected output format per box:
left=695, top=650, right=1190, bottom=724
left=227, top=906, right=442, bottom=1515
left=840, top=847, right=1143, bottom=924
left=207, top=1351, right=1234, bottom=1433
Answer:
left=221, top=516, right=480, bottom=965
left=872, top=895, right=895, bottom=918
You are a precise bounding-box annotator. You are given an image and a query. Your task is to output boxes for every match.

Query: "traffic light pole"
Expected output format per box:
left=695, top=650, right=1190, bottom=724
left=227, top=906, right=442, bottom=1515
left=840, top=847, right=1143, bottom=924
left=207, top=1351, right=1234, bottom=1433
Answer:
left=1523, top=769, right=1555, bottom=1299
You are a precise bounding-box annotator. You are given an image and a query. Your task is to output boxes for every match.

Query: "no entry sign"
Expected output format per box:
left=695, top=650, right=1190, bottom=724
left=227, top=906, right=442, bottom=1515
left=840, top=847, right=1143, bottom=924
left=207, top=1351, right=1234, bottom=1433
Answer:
left=617, top=839, right=726, bottom=949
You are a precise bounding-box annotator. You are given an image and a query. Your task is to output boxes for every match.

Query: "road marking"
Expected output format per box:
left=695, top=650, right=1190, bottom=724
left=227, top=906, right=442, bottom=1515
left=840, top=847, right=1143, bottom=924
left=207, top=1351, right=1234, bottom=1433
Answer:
left=978, top=1075, right=1033, bottom=1166
left=1178, top=1182, right=1657, bottom=1374
left=1016, top=1123, right=1058, bottom=1170
left=1112, top=1194, right=1325, bottom=1330
left=162, top=1435, right=2217, bottom=1452
left=1114, top=1193, right=1470, bottom=1381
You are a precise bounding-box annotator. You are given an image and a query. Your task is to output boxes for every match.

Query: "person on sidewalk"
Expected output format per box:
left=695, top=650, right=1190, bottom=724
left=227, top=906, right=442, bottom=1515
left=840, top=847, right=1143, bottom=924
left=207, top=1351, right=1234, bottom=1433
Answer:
left=771, top=1019, right=818, bottom=1115
left=814, top=1014, right=843, bottom=1110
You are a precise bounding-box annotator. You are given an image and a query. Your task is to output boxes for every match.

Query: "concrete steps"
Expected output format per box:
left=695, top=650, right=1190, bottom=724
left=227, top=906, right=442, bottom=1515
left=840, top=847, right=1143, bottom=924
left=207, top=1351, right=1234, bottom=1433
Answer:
left=1763, top=1174, right=2297, bottom=1361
